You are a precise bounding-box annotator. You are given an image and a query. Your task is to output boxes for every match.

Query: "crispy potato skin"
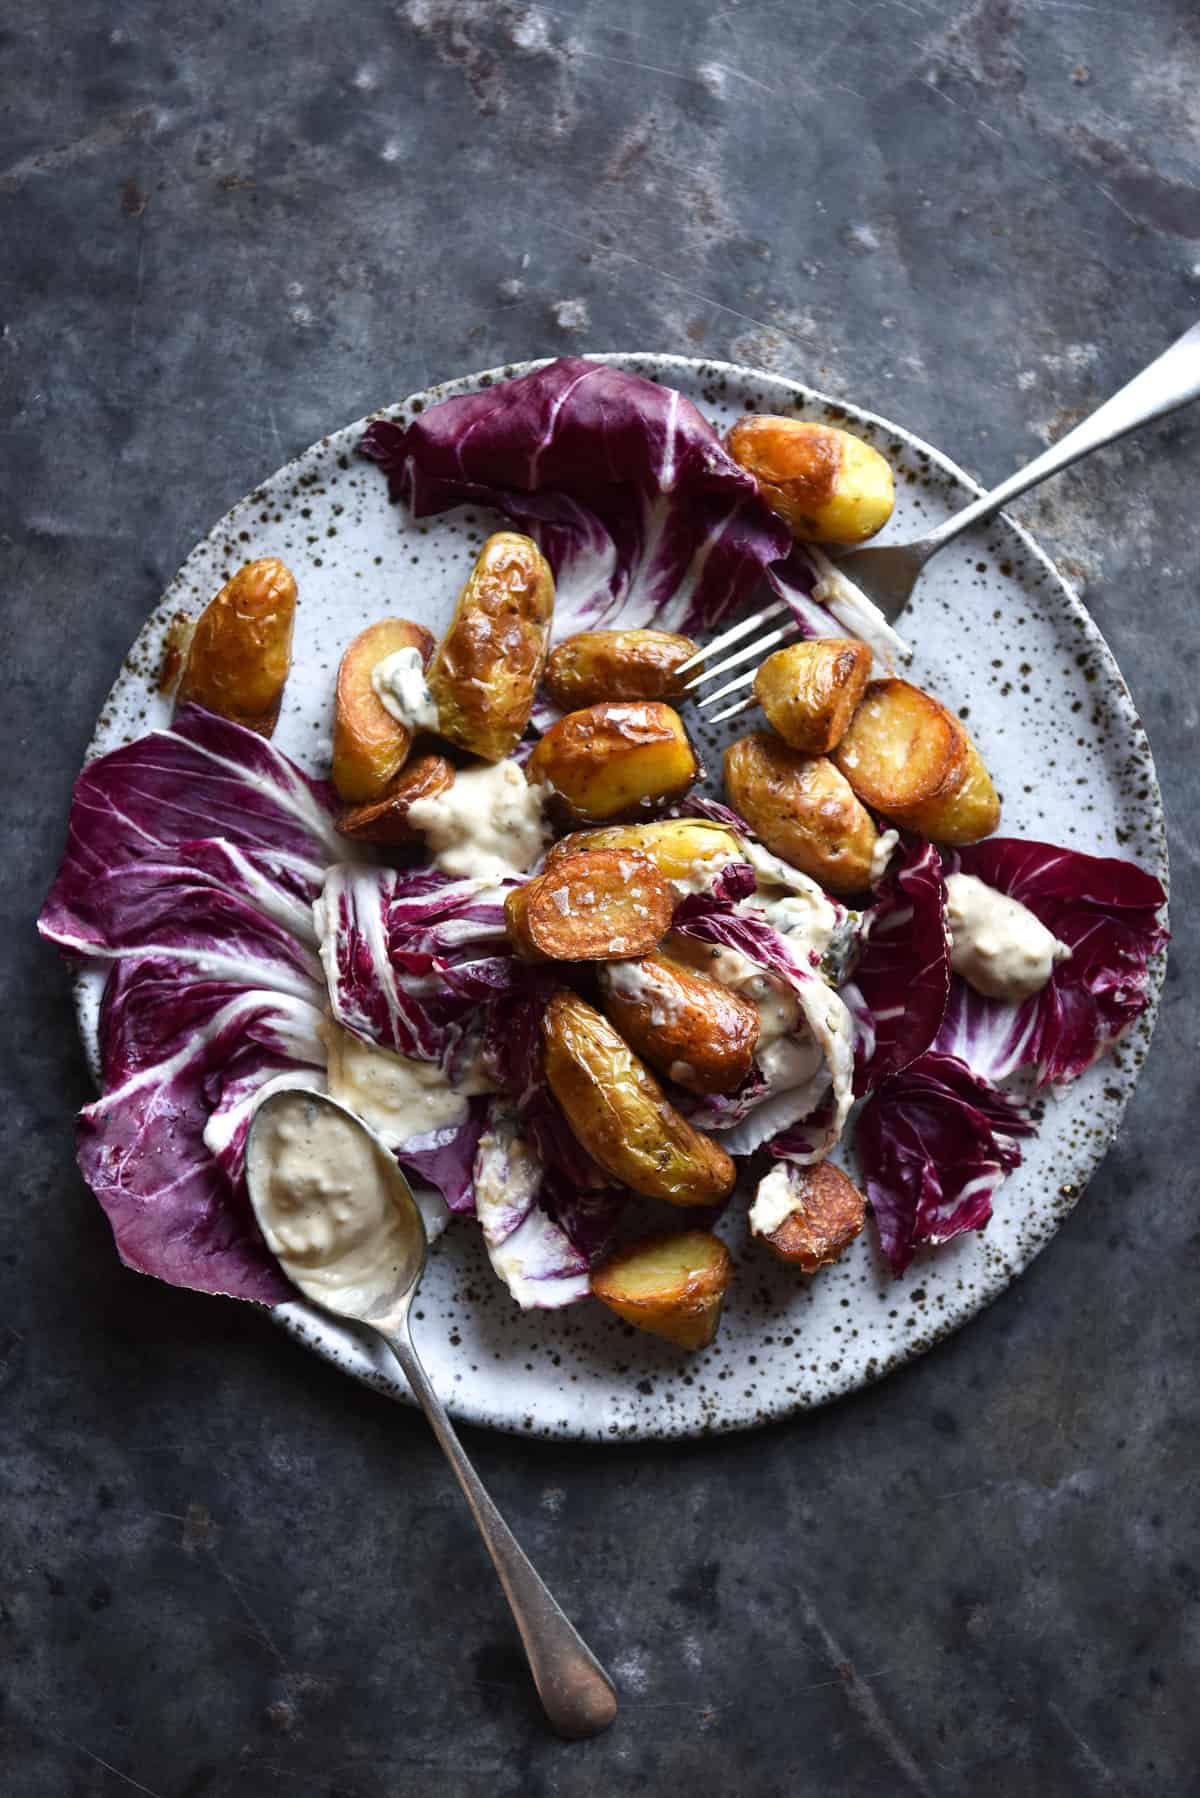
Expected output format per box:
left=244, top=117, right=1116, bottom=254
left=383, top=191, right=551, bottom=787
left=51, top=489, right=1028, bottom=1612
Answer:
left=591, top=1230, right=732, bottom=1349
left=427, top=531, right=554, bottom=762
left=335, top=754, right=455, bottom=845
left=545, top=818, right=741, bottom=883
left=541, top=991, right=736, bottom=1206
left=758, top=1162, right=866, bottom=1271
left=543, top=629, right=698, bottom=710
left=832, top=678, right=1000, bottom=841
left=725, top=415, right=895, bottom=544
left=598, top=952, right=760, bottom=1095
left=176, top=557, right=297, bottom=736
left=331, top=618, right=437, bottom=803
left=754, top=639, right=872, bottom=754
left=505, top=849, right=673, bottom=962
left=886, top=735, right=1001, bottom=844
left=724, top=732, right=879, bottom=894
left=526, top=702, right=699, bottom=823
left=158, top=612, right=196, bottom=695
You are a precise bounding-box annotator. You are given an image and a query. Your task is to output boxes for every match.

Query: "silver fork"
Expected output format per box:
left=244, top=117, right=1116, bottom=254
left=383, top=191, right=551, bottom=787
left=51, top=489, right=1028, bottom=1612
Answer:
left=685, top=318, right=1200, bottom=721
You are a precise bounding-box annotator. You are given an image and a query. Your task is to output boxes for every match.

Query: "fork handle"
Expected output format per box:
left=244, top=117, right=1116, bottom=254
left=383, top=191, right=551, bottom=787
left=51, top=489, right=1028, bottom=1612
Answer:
left=917, top=318, right=1200, bottom=561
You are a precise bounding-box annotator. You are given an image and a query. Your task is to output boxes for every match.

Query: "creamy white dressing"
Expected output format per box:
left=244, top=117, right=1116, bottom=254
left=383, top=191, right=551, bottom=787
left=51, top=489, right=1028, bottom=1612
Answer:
left=247, top=1093, right=420, bottom=1315
left=869, top=828, right=900, bottom=887
left=945, top=872, right=1070, bottom=1004
left=757, top=1034, right=823, bottom=1093
left=325, top=1019, right=468, bottom=1146
left=407, top=759, right=550, bottom=881
left=599, top=957, right=686, bottom=1029
left=370, top=645, right=440, bottom=733
left=748, top=1162, right=799, bottom=1238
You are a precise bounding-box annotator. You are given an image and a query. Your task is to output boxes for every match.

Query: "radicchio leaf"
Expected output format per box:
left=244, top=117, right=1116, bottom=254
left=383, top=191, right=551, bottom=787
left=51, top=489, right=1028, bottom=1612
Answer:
left=855, top=1051, right=1035, bottom=1276
left=852, top=840, right=950, bottom=1093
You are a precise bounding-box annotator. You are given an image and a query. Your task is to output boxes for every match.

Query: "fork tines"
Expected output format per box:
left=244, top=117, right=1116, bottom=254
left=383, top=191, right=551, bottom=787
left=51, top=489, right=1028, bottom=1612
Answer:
left=681, top=600, right=798, bottom=723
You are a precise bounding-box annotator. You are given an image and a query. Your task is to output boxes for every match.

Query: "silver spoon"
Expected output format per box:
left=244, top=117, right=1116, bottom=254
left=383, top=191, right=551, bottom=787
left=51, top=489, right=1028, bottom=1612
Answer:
left=245, top=1086, right=618, bottom=1740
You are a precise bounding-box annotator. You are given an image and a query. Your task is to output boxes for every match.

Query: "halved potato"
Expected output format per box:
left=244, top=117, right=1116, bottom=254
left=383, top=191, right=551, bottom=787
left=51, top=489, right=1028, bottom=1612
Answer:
left=753, top=1161, right=866, bottom=1271
left=597, top=952, right=760, bottom=1095
left=505, top=849, right=673, bottom=962
left=591, top=1230, right=732, bottom=1349
left=725, top=415, right=894, bottom=544
left=331, top=618, right=436, bottom=803
left=887, top=736, right=1001, bottom=844
left=545, top=818, right=742, bottom=887
left=543, top=629, right=698, bottom=710
left=541, top=991, right=736, bottom=1206
left=427, top=531, right=555, bottom=762
left=832, top=678, right=1000, bottom=842
left=335, top=754, right=456, bottom=845
left=724, top=733, right=879, bottom=894
left=176, top=557, right=297, bottom=735
left=526, top=702, right=699, bottom=823
left=754, top=639, right=872, bottom=754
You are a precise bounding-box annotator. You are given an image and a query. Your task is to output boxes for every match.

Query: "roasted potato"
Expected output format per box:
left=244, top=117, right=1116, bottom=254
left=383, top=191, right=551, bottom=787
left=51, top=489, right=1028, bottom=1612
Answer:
left=331, top=618, right=436, bottom=803
left=526, top=702, right=699, bottom=823
left=754, top=639, right=872, bottom=754
left=335, top=754, right=456, bottom=845
left=751, top=1161, right=866, bottom=1271
left=724, top=733, right=880, bottom=894
left=427, top=531, right=554, bottom=762
left=832, top=678, right=1000, bottom=842
left=505, top=849, right=673, bottom=962
left=541, top=990, right=736, bottom=1207
left=545, top=818, right=742, bottom=888
left=597, top=952, right=760, bottom=1095
left=158, top=611, right=195, bottom=695
left=725, top=415, right=895, bottom=544
left=543, top=628, right=698, bottom=710
left=175, top=557, right=297, bottom=735
left=591, top=1230, right=732, bottom=1349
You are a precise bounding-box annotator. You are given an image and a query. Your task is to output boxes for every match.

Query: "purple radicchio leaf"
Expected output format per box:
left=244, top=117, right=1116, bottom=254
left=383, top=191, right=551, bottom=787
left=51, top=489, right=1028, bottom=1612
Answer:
left=940, top=839, right=1168, bottom=1088
left=851, top=839, right=951, bottom=1094
left=397, top=1096, right=492, bottom=1215
left=855, top=1051, right=1035, bottom=1277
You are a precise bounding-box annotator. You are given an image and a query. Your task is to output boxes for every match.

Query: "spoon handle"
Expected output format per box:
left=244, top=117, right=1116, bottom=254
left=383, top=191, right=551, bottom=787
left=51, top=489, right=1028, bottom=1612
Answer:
left=378, top=1320, right=618, bottom=1740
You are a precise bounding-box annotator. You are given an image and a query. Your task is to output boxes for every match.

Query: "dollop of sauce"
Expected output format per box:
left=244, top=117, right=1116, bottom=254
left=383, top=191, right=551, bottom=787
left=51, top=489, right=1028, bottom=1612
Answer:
left=748, top=1162, right=798, bottom=1238
left=407, top=759, right=549, bottom=881
left=247, top=1093, right=420, bottom=1315
left=945, top=872, right=1071, bottom=1003
left=869, top=828, right=900, bottom=887
left=370, top=646, right=440, bottom=733
left=325, top=1021, right=469, bottom=1146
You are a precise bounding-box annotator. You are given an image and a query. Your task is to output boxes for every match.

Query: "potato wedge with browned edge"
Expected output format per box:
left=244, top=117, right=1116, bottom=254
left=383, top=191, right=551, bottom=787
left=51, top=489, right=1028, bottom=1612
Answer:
left=591, top=1230, right=732, bottom=1349
left=724, top=732, right=879, bottom=894
left=335, top=754, right=456, bottom=845
left=427, top=531, right=554, bottom=762
left=541, top=991, right=736, bottom=1206
left=597, top=953, right=760, bottom=1094
left=526, top=702, right=698, bottom=822
left=505, top=849, right=673, bottom=962
left=754, top=639, right=872, bottom=754
left=725, top=415, right=895, bottom=544
left=545, top=818, right=742, bottom=887
left=543, top=628, right=699, bottom=710
left=752, top=1161, right=866, bottom=1271
left=331, top=619, right=437, bottom=803
left=176, top=557, right=297, bottom=736
left=832, top=678, right=1000, bottom=842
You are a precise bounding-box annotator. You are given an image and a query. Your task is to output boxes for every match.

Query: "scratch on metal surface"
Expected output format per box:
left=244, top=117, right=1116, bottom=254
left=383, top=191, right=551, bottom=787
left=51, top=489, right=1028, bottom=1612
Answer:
left=46, top=1733, right=166, bottom=1798
left=795, top=1588, right=933, bottom=1796
left=1048, top=1700, right=1130, bottom=1793
left=0, top=109, right=155, bottom=194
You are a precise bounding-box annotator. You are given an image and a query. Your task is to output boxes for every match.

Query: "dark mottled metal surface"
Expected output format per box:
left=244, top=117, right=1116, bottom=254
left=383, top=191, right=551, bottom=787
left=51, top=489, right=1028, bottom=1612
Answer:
left=3, top=2, right=1197, bottom=1792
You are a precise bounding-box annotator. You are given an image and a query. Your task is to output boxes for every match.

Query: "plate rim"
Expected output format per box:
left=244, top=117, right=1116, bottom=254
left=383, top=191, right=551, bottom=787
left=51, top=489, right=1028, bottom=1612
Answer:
left=75, top=350, right=1169, bottom=1440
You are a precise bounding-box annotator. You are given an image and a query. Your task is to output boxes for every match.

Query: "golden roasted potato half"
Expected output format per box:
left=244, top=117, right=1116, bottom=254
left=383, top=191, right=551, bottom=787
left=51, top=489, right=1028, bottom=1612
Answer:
left=335, top=754, right=456, bottom=845
left=597, top=952, right=760, bottom=1095
left=541, top=991, right=736, bottom=1207
left=725, top=415, right=895, bottom=544
left=724, top=732, right=880, bottom=894
left=754, top=639, right=872, bottom=755
left=331, top=618, right=436, bottom=803
left=591, top=1230, right=732, bottom=1349
left=505, top=849, right=673, bottom=962
left=427, top=531, right=554, bottom=762
left=543, top=628, right=699, bottom=710
left=832, top=678, right=1000, bottom=843
left=755, top=1161, right=866, bottom=1271
left=545, top=818, right=742, bottom=887
left=176, top=557, right=297, bottom=736
left=526, top=701, right=699, bottom=823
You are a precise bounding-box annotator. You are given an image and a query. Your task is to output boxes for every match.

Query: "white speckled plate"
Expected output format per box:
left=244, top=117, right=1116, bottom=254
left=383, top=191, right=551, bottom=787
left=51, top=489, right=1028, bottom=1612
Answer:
left=78, top=354, right=1167, bottom=1439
